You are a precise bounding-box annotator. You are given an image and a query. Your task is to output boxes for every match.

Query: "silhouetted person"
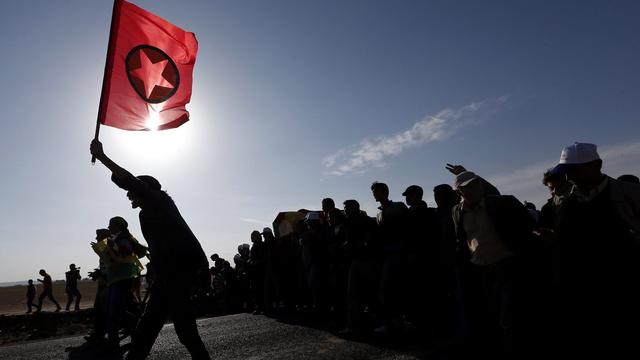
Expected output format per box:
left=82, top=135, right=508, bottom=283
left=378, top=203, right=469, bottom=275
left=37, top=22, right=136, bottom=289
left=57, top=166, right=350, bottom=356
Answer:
left=617, top=174, right=640, bottom=184
left=371, top=181, right=408, bottom=333
left=65, top=263, right=82, bottom=311
left=403, top=185, right=442, bottom=331
left=90, top=140, right=211, bottom=360
left=234, top=244, right=251, bottom=311
left=85, top=228, right=111, bottom=343
left=26, top=280, right=36, bottom=313
left=249, top=230, right=267, bottom=314
left=433, top=184, right=463, bottom=339
left=550, top=143, right=640, bottom=357
left=104, top=216, right=142, bottom=350
left=326, top=208, right=349, bottom=326
left=341, top=199, right=379, bottom=334
left=322, top=198, right=336, bottom=217
left=262, top=227, right=280, bottom=313
left=300, top=212, right=329, bottom=312
left=36, top=269, right=61, bottom=312
left=209, top=253, right=224, bottom=271
left=451, top=170, right=534, bottom=358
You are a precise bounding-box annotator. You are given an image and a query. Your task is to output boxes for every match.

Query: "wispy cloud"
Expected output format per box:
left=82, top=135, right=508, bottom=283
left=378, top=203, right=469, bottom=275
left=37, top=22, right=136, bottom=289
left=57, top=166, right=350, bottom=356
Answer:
left=323, top=96, right=508, bottom=176
left=240, top=218, right=271, bottom=226
left=487, top=140, right=640, bottom=206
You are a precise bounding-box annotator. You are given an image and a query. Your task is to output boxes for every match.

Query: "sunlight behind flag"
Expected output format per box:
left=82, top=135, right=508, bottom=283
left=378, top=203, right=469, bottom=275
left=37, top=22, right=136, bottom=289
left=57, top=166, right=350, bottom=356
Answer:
left=146, top=105, right=161, bottom=131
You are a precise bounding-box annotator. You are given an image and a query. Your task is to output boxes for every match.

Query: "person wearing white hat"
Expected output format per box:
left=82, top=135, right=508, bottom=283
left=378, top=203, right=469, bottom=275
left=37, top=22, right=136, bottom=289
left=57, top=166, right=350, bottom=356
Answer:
left=549, top=142, right=640, bottom=357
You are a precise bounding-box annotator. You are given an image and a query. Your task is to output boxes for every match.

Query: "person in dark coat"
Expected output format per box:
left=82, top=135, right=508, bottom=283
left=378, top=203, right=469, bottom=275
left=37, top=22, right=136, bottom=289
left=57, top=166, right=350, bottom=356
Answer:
left=550, top=143, right=640, bottom=358
left=65, top=263, right=82, bottom=311
left=340, top=199, right=379, bottom=334
left=248, top=230, right=267, bottom=314
left=90, top=140, right=210, bottom=360
left=402, top=185, right=442, bottom=331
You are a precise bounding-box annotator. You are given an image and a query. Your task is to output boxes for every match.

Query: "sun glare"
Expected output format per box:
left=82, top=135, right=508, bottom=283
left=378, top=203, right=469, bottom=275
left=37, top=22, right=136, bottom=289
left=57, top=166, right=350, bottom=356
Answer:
left=146, top=104, right=161, bottom=131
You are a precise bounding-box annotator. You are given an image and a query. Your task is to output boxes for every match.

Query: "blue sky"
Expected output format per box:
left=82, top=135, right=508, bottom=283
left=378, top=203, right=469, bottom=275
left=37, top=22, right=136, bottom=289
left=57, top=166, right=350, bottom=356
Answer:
left=0, top=0, right=639, bottom=282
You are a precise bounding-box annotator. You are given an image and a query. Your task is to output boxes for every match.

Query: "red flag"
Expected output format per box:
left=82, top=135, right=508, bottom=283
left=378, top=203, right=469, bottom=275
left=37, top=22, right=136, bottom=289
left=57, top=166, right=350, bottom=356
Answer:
left=97, top=0, right=198, bottom=131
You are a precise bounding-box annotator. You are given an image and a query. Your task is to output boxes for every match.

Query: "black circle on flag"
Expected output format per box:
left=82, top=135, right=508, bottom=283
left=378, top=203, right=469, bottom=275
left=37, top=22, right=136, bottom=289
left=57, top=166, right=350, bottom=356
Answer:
left=125, top=45, right=180, bottom=104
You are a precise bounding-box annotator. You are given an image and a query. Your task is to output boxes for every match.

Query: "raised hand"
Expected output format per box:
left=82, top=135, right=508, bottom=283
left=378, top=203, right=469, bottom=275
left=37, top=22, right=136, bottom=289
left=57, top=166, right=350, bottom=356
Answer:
left=445, top=163, right=467, bottom=175
left=90, top=139, right=105, bottom=159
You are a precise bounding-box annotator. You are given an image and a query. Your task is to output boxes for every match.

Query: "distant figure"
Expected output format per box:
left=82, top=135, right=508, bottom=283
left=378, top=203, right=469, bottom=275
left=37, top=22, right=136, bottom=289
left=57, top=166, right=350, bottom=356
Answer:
left=26, top=279, right=36, bottom=313
left=91, top=140, right=211, bottom=360
left=617, top=174, right=640, bottom=184
left=65, top=263, right=82, bottom=311
left=36, top=269, right=61, bottom=312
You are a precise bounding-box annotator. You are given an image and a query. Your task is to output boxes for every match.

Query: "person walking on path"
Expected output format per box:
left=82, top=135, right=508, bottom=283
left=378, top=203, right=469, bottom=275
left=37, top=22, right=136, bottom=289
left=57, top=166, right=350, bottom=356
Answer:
left=36, top=269, right=61, bottom=312
left=65, top=264, right=82, bottom=311
left=90, top=140, right=211, bottom=360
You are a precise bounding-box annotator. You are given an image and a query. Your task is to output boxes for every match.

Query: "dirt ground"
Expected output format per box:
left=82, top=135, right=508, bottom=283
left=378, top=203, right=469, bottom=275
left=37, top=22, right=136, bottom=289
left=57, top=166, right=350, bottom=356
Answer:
left=0, top=281, right=98, bottom=315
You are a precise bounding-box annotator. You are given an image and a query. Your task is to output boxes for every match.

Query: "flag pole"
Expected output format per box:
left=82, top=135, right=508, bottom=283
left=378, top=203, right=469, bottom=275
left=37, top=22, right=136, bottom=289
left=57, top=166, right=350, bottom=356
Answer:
left=93, top=0, right=123, bottom=164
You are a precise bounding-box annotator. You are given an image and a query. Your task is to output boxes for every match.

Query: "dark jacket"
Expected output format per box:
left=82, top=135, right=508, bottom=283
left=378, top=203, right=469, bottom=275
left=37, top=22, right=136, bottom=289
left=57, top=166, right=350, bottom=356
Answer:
left=452, top=195, right=535, bottom=262
left=406, top=201, right=440, bottom=262
left=343, top=214, right=378, bottom=260
left=112, top=172, right=208, bottom=283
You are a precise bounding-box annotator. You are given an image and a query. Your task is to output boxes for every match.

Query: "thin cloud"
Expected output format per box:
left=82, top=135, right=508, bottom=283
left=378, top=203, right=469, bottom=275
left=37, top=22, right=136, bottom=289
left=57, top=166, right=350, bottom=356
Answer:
left=487, top=140, right=640, bottom=206
left=323, top=96, right=508, bottom=176
left=240, top=218, right=271, bottom=226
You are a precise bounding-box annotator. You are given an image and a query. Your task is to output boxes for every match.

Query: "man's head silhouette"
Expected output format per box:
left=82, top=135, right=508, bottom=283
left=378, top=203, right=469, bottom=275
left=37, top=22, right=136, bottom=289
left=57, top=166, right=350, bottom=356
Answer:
left=126, top=175, right=162, bottom=208
left=371, top=182, right=389, bottom=203
left=39, top=269, right=46, bottom=276
left=251, top=230, right=262, bottom=243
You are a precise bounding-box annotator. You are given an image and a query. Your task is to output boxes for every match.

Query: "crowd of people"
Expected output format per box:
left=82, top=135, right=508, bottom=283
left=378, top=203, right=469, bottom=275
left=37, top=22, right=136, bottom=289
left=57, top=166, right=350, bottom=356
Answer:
left=204, top=142, right=640, bottom=358
left=25, top=141, right=639, bottom=359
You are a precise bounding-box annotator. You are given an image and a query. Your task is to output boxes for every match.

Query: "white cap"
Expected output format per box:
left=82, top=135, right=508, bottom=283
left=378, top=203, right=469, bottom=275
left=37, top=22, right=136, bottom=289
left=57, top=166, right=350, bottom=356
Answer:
left=558, top=142, right=600, bottom=165
left=454, top=171, right=480, bottom=190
